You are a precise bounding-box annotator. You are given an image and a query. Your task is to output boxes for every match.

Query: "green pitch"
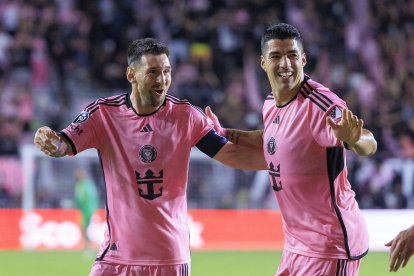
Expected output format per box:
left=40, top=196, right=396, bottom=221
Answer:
left=0, top=250, right=413, bottom=275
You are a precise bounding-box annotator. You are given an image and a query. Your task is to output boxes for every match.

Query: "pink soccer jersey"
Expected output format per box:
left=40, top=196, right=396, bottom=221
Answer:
left=262, top=76, right=368, bottom=260
left=61, top=93, right=226, bottom=266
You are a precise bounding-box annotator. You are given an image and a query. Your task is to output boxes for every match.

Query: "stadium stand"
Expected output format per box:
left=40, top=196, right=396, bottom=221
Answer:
left=0, top=0, right=413, bottom=209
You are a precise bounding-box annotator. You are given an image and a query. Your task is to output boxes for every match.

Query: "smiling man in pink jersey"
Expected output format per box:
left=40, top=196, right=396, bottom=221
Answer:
left=207, top=23, right=377, bottom=275
left=34, top=38, right=266, bottom=276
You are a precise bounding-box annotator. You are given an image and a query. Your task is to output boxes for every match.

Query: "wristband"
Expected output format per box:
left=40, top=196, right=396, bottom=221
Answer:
left=343, top=142, right=350, bottom=150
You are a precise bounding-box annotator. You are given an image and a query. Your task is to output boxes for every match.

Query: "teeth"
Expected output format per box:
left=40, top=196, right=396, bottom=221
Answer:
left=279, top=72, right=292, bottom=77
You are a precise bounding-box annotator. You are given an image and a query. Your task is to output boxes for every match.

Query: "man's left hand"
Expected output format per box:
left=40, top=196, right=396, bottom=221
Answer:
left=326, top=108, right=363, bottom=148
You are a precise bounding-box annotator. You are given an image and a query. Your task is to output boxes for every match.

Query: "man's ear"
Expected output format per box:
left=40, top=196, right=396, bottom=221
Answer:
left=126, top=67, right=136, bottom=84
left=260, top=56, right=266, bottom=72
left=301, top=52, right=307, bottom=67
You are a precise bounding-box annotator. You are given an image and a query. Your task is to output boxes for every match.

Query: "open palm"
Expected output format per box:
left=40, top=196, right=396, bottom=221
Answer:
left=326, top=108, right=363, bottom=146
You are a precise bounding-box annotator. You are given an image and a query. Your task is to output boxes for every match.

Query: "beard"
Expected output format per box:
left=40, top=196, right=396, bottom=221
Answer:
left=141, top=92, right=165, bottom=107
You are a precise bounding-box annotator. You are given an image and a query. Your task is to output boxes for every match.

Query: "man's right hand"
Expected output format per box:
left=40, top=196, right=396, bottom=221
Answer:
left=385, top=224, right=414, bottom=272
left=34, top=126, right=68, bottom=157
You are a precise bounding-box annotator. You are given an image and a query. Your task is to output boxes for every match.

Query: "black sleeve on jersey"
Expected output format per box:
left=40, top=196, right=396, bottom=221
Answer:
left=196, top=129, right=228, bottom=158
left=59, top=131, right=78, bottom=155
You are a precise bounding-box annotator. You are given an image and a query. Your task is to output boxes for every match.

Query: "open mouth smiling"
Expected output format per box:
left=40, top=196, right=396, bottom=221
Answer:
left=278, top=72, right=294, bottom=78
left=154, top=89, right=164, bottom=95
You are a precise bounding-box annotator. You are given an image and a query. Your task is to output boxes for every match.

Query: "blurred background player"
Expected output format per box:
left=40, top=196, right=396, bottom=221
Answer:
left=74, top=167, right=98, bottom=252
left=206, top=22, right=377, bottom=276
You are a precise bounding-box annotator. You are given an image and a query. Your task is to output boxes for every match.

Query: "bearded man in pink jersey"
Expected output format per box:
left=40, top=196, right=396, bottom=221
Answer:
left=207, top=23, right=377, bottom=276
left=34, top=38, right=266, bottom=276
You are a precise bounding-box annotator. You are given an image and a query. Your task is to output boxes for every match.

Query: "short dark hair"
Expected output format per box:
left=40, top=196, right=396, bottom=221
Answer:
left=127, top=38, right=169, bottom=65
left=260, top=23, right=304, bottom=54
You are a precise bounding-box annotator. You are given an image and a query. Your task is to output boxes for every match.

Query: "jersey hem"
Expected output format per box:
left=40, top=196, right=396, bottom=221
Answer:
left=284, top=246, right=368, bottom=260
left=98, top=256, right=192, bottom=266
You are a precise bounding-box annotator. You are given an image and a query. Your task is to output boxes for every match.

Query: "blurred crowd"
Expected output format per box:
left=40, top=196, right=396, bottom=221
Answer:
left=0, top=0, right=413, bottom=209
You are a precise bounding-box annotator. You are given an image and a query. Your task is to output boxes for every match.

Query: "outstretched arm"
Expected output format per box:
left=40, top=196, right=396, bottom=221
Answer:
left=205, top=106, right=264, bottom=151
left=34, top=126, right=72, bottom=157
left=213, top=142, right=267, bottom=170
left=326, top=108, right=377, bottom=156
left=385, top=224, right=414, bottom=272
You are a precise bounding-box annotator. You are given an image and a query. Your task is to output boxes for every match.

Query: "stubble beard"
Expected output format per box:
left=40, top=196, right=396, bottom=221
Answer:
left=145, top=93, right=165, bottom=108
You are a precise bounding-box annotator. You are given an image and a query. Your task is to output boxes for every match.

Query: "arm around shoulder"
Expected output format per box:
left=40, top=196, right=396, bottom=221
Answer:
left=205, top=106, right=264, bottom=150
left=213, top=141, right=267, bottom=171
left=225, top=129, right=264, bottom=151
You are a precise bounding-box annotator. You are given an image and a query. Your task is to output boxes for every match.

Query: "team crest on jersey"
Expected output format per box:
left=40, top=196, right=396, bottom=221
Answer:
left=73, top=111, right=90, bottom=124
left=139, top=145, right=157, bottom=163
left=267, top=137, right=276, bottom=155
left=329, top=106, right=342, bottom=124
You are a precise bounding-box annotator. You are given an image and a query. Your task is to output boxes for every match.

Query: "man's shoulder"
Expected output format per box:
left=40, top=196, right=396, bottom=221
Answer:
left=306, top=78, right=342, bottom=100
left=85, top=93, right=129, bottom=113
left=165, top=94, right=191, bottom=108
left=165, top=95, right=205, bottom=116
left=300, top=78, right=346, bottom=112
left=263, top=93, right=275, bottom=108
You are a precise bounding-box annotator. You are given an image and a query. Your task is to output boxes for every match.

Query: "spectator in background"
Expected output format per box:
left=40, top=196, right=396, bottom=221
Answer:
left=0, top=109, right=23, bottom=156
left=0, top=24, right=12, bottom=76
left=0, top=0, right=413, bottom=209
left=384, top=175, right=407, bottom=209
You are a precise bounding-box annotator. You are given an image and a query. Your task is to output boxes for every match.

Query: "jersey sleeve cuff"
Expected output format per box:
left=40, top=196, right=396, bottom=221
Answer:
left=59, top=131, right=77, bottom=155
left=343, top=141, right=350, bottom=150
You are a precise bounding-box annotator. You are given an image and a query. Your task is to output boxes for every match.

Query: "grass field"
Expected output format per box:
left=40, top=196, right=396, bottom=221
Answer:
left=0, top=250, right=413, bottom=275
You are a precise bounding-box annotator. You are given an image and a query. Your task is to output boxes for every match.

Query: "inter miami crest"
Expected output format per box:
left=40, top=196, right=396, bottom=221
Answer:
left=135, top=169, right=163, bottom=200
left=73, top=111, right=90, bottom=124
left=329, top=106, right=342, bottom=124
left=267, top=137, right=276, bottom=155
left=139, top=145, right=157, bottom=163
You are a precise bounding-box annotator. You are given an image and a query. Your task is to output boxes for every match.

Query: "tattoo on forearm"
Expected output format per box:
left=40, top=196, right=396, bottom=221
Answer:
left=227, top=130, right=240, bottom=144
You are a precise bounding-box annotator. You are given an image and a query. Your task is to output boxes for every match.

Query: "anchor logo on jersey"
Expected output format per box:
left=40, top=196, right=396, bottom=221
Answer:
left=135, top=169, right=163, bottom=200
left=268, top=162, right=282, bottom=191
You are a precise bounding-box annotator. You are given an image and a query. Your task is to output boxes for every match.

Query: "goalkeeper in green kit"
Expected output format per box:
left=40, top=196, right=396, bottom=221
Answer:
left=74, top=168, right=99, bottom=251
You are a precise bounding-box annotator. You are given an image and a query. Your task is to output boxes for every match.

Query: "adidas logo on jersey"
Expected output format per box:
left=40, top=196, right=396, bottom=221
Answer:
left=273, top=115, right=280, bottom=124
left=140, top=124, right=153, bottom=133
